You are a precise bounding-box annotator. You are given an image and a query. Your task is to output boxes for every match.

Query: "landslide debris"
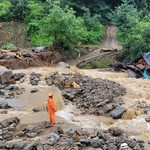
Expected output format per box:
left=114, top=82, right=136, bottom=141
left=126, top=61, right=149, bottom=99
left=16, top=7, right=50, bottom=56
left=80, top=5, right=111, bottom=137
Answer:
left=0, top=116, right=147, bottom=150
left=44, top=71, right=126, bottom=118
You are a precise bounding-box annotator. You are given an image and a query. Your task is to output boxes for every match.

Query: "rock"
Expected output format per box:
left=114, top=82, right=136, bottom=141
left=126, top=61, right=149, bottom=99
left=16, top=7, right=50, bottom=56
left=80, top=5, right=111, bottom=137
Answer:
left=30, top=88, right=38, bottom=93
left=72, top=133, right=81, bottom=142
left=145, top=117, right=150, bottom=122
left=0, top=129, right=2, bottom=135
left=0, top=66, right=13, bottom=84
left=125, top=69, right=137, bottom=78
left=11, top=73, right=25, bottom=81
left=106, top=94, right=113, bottom=102
left=108, top=127, right=123, bottom=136
left=23, top=122, right=45, bottom=134
left=49, top=132, right=60, bottom=146
left=107, top=143, right=117, bottom=150
left=49, top=71, right=58, bottom=77
left=68, top=129, right=75, bottom=137
left=0, top=141, right=6, bottom=149
left=137, top=140, right=144, bottom=143
left=23, top=52, right=32, bottom=57
left=26, top=132, right=37, bottom=138
left=76, top=129, right=84, bottom=136
left=58, top=62, right=70, bottom=68
left=37, top=144, right=44, bottom=150
left=32, top=107, right=42, bottom=112
left=80, top=138, right=90, bottom=144
left=128, top=139, right=137, bottom=148
left=0, top=102, right=10, bottom=109
left=90, top=140, right=102, bottom=148
left=24, top=143, right=34, bottom=150
left=4, top=91, right=10, bottom=99
left=16, top=131, right=25, bottom=137
left=5, top=85, right=18, bottom=90
left=13, top=141, right=28, bottom=149
left=8, top=123, right=16, bottom=131
left=1, top=117, right=19, bottom=127
left=46, top=79, right=53, bottom=86
left=97, top=110, right=105, bottom=116
left=103, top=103, right=116, bottom=113
left=57, top=127, right=64, bottom=134
left=3, top=132, right=13, bottom=140
left=110, top=107, right=126, bottom=119
left=2, top=52, right=16, bottom=58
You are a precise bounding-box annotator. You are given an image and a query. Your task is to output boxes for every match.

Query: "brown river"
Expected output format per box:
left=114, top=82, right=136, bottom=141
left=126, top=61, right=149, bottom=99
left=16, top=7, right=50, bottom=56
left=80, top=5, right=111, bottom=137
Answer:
left=0, top=65, right=150, bottom=149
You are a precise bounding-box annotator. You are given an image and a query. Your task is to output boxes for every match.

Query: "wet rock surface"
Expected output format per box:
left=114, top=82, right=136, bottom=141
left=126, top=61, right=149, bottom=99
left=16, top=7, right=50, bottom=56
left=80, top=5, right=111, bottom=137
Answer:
left=45, top=71, right=126, bottom=118
left=30, top=72, right=42, bottom=85
left=0, top=124, right=145, bottom=150
left=11, top=73, right=25, bottom=81
left=0, top=66, right=13, bottom=85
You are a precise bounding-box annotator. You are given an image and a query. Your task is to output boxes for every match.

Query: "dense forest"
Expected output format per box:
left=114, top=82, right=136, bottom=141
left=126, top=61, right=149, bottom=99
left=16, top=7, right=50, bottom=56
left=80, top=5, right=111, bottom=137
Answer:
left=1, top=0, right=150, bottom=60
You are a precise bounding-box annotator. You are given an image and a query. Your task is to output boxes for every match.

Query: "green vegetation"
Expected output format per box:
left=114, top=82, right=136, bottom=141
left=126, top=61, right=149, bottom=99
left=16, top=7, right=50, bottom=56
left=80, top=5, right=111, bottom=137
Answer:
left=1, top=43, right=17, bottom=50
left=79, top=55, right=116, bottom=69
left=1, top=0, right=150, bottom=60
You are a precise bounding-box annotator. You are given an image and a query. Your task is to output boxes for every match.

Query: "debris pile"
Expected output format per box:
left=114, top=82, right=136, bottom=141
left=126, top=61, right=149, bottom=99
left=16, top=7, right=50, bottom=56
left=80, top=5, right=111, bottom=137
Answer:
left=0, top=47, right=62, bottom=69
left=0, top=118, right=148, bottom=150
left=113, top=52, right=150, bottom=78
left=44, top=71, right=126, bottom=118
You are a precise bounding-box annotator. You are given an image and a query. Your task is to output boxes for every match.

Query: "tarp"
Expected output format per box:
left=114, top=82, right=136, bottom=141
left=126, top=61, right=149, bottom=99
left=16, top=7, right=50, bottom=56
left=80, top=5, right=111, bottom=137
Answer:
left=142, top=52, right=150, bottom=65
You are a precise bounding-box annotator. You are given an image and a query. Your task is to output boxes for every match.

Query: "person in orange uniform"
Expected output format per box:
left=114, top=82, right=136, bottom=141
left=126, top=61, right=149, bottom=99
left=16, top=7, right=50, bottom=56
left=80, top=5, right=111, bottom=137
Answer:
left=47, top=93, right=57, bottom=124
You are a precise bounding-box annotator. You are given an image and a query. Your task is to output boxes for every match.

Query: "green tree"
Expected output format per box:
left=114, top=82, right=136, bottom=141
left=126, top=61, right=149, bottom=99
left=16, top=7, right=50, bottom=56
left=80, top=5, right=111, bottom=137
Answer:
left=118, top=15, right=150, bottom=60
left=81, top=7, right=104, bottom=44
left=110, top=0, right=141, bottom=28
left=7, top=0, right=31, bottom=21
left=93, top=0, right=111, bottom=25
left=37, top=1, right=85, bottom=49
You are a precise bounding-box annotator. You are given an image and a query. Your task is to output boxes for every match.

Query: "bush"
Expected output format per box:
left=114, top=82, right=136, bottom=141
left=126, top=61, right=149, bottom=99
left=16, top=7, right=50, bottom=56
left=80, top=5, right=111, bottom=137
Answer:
left=1, top=43, right=17, bottom=50
left=34, top=1, right=85, bottom=49
left=118, top=15, right=150, bottom=60
left=81, top=7, right=105, bottom=44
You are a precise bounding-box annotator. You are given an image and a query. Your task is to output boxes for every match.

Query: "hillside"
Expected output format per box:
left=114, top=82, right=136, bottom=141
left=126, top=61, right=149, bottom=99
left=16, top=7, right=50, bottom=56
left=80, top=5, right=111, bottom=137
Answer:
left=0, top=22, right=31, bottom=48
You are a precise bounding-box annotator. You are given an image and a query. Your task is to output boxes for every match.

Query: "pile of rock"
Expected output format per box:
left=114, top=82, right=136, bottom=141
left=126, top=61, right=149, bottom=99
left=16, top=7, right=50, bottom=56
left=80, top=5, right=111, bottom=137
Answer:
left=1, top=126, right=147, bottom=150
left=45, top=71, right=126, bottom=118
left=0, top=117, right=20, bottom=141
left=0, top=84, right=25, bottom=99
left=11, top=72, right=25, bottom=81
left=0, top=117, right=53, bottom=149
left=30, top=72, right=42, bottom=85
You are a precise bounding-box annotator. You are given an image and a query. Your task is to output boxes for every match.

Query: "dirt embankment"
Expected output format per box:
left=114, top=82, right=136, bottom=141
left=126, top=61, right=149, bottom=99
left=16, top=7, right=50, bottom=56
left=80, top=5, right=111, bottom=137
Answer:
left=0, top=49, right=63, bottom=70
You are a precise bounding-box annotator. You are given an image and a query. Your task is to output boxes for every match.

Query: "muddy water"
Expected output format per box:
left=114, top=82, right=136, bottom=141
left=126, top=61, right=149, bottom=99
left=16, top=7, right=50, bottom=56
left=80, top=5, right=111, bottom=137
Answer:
left=10, top=66, right=150, bottom=148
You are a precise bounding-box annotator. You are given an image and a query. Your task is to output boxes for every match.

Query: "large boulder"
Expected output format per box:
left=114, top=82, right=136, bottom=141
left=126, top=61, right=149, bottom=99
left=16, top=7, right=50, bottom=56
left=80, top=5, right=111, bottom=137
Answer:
left=0, top=66, right=13, bottom=84
left=110, top=107, right=126, bottom=119
left=58, top=62, right=70, bottom=69
left=125, top=70, right=137, bottom=78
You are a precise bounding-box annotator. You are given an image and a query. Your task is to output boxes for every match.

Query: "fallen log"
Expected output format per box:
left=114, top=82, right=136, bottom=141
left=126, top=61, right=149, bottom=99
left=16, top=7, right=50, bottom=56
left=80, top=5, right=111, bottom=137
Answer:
left=0, top=48, right=19, bottom=53
left=101, top=48, right=117, bottom=52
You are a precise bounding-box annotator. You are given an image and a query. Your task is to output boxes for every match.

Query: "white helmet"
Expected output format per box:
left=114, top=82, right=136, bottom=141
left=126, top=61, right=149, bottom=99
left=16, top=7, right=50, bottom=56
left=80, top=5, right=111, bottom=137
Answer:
left=120, top=143, right=128, bottom=149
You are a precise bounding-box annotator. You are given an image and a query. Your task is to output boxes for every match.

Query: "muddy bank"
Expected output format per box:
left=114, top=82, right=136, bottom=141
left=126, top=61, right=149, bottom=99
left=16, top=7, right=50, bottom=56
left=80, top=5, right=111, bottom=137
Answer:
left=0, top=49, right=63, bottom=70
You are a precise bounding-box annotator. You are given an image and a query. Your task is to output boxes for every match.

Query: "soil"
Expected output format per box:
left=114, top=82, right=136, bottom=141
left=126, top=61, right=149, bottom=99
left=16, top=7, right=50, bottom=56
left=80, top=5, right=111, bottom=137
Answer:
left=0, top=49, right=63, bottom=70
left=0, top=22, right=31, bottom=48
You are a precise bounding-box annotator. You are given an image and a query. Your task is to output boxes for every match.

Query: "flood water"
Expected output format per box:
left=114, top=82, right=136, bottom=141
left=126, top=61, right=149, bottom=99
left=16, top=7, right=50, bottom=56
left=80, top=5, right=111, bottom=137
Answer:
left=2, top=65, right=150, bottom=149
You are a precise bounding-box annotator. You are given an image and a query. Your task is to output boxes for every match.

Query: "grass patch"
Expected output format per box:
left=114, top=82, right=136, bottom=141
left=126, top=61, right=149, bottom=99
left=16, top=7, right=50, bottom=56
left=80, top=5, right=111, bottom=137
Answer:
left=78, top=54, right=117, bottom=69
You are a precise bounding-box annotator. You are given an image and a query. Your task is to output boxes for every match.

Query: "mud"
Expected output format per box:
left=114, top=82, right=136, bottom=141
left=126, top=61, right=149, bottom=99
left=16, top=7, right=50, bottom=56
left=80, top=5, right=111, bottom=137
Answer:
left=0, top=50, right=63, bottom=70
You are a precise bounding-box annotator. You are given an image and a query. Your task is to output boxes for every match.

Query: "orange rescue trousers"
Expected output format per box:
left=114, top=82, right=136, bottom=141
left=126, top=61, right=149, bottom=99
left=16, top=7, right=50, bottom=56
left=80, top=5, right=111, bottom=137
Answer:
left=49, top=113, right=56, bottom=124
left=47, top=97, right=57, bottom=124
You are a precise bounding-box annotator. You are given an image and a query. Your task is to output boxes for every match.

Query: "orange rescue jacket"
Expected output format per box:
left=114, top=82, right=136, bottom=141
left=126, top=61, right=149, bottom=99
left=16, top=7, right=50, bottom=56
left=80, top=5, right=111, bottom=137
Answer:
left=47, top=98, right=57, bottom=114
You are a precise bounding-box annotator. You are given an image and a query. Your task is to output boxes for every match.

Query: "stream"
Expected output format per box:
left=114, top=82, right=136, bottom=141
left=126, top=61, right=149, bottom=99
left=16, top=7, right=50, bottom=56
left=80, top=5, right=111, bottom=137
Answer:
left=0, top=65, right=149, bottom=149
